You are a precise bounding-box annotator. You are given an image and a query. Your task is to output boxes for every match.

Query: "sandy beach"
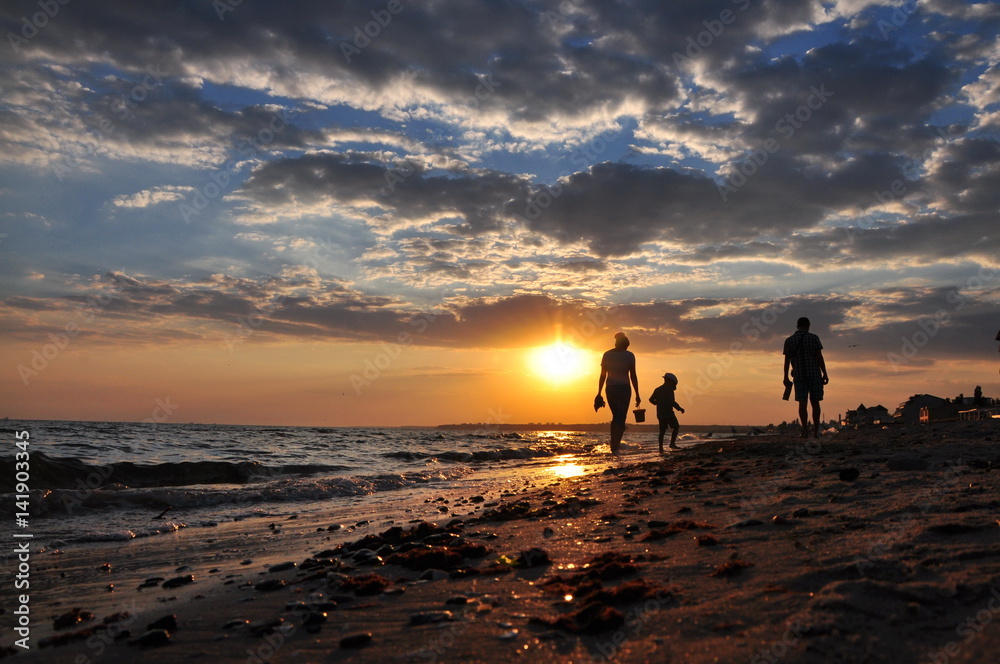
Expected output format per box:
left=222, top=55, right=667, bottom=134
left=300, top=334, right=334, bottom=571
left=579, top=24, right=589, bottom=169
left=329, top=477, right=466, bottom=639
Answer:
left=6, top=420, right=1000, bottom=664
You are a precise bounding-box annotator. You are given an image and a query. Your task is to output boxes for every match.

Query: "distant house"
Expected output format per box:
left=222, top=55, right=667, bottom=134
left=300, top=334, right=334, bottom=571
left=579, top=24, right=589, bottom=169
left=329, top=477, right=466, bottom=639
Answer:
left=894, top=394, right=947, bottom=424
left=843, top=403, right=891, bottom=427
left=958, top=407, right=1000, bottom=421
left=919, top=402, right=959, bottom=423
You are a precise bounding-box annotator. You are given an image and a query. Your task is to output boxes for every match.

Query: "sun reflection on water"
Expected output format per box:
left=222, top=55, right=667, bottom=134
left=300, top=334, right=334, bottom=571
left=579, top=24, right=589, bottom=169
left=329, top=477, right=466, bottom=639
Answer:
left=550, top=460, right=586, bottom=478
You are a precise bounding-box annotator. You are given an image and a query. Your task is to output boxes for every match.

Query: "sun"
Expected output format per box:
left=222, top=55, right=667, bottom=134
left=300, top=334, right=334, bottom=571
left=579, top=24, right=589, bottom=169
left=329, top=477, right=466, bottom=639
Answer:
left=529, top=342, right=591, bottom=384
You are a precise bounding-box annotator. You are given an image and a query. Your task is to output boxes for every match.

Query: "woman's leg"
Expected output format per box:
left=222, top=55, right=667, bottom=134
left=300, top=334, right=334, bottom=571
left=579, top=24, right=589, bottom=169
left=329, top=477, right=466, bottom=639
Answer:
left=606, top=384, right=631, bottom=453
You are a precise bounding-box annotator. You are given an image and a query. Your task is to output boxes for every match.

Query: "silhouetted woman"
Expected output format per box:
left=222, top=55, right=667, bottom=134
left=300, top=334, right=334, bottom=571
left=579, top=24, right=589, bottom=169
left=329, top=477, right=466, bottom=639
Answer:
left=596, top=332, right=640, bottom=453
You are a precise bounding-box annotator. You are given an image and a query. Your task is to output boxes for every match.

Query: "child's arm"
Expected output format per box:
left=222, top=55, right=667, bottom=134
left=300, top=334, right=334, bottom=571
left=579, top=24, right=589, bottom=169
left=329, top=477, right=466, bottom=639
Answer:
left=673, top=400, right=685, bottom=414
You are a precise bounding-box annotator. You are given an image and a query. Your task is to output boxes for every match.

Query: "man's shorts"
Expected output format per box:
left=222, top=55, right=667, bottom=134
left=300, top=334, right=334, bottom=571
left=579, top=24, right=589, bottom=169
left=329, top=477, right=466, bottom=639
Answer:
left=794, top=376, right=824, bottom=402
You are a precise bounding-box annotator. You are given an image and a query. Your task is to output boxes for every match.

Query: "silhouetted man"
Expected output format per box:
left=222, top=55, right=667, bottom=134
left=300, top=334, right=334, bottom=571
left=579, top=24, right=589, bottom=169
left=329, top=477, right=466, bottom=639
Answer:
left=783, top=317, right=829, bottom=438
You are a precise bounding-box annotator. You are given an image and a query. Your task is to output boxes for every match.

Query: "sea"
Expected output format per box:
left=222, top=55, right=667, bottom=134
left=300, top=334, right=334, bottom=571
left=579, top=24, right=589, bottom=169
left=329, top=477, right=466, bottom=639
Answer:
left=0, top=420, right=720, bottom=549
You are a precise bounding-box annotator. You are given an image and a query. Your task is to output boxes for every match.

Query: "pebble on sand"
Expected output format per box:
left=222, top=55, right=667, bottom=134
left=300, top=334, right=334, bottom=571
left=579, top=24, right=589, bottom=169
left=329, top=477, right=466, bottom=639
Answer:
left=146, top=615, right=178, bottom=631
left=254, top=578, right=286, bottom=592
left=339, top=633, right=373, bottom=648
left=53, top=608, right=95, bottom=630
left=161, top=575, right=195, bottom=589
left=838, top=468, right=861, bottom=482
left=132, top=629, right=171, bottom=648
left=516, top=547, right=551, bottom=568
left=410, top=610, right=455, bottom=625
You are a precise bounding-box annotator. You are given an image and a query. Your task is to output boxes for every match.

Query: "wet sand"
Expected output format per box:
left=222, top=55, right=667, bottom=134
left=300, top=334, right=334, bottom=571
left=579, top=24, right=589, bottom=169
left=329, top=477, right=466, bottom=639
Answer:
left=5, top=420, right=1000, bottom=663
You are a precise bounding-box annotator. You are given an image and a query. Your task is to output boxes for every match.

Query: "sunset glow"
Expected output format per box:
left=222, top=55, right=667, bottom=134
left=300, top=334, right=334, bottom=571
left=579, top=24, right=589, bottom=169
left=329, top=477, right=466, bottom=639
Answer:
left=530, top=343, right=591, bottom=386
left=1, top=2, right=998, bottom=427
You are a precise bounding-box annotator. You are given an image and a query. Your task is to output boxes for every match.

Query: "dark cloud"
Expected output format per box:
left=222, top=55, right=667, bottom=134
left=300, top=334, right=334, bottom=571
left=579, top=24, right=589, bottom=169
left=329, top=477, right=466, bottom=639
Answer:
left=1, top=0, right=998, bottom=372
left=5, top=272, right=996, bottom=374
left=242, top=152, right=529, bottom=234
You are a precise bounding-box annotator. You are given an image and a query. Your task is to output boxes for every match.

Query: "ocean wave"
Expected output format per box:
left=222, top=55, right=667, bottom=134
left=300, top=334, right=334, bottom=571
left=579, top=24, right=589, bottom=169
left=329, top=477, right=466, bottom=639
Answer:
left=382, top=444, right=595, bottom=463
left=65, top=522, right=186, bottom=543
left=5, top=466, right=476, bottom=518
left=0, top=452, right=352, bottom=492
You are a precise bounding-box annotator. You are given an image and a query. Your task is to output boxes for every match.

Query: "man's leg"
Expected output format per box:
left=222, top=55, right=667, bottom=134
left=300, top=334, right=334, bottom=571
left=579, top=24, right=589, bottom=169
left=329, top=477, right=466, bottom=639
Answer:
left=658, top=422, right=666, bottom=454
left=798, top=399, right=809, bottom=437
left=669, top=426, right=679, bottom=449
left=811, top=398, right=822, bottom=437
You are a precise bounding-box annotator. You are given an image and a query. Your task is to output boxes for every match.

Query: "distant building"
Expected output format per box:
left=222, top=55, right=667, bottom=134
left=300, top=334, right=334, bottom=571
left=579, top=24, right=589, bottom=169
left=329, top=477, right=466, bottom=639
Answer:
left=894, top=394, right=947, bottom=424
left=843, top=403, right=891, bottom=427
left=919, top=402, right=959, bottom=423
left=958, top=407, right=1000, bottom=421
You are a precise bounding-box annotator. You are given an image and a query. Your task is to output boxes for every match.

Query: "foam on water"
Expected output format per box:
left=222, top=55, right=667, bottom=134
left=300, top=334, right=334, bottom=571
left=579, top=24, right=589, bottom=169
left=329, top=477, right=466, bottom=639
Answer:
left=0, top=420, right=716, bottom=546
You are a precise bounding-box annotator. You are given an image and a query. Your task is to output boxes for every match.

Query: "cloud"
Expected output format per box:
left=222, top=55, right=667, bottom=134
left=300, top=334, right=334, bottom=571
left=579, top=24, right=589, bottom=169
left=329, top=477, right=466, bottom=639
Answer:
left=112, top=186, right=190, bottom=208
left=4, top=270, right=998, bottom=377
left=1, top=0, right=998, bottom=385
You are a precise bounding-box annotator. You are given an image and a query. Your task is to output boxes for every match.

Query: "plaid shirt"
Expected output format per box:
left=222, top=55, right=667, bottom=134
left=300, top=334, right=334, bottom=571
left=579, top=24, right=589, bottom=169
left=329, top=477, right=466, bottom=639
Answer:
left=783, top=330, right=823, bottom=380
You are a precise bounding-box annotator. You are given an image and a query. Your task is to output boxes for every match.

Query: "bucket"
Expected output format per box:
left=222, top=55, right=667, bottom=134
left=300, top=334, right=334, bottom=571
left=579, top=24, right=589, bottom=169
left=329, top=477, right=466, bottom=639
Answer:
left=632, top=408, right=646, bottom=423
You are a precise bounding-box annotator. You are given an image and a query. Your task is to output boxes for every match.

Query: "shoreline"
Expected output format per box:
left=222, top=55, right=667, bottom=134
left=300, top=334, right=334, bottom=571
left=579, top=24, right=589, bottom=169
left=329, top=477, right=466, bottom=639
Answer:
left=4, top=420, right=1000, bottom=663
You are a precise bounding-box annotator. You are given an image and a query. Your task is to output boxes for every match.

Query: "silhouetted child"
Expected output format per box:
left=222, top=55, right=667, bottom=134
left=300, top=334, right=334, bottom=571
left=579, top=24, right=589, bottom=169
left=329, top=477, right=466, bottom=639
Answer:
left=648, top=373, right=684, bottom=453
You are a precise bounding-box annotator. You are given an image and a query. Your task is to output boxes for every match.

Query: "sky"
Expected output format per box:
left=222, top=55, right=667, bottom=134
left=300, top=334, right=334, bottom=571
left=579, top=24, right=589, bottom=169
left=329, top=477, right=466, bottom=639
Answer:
left=1, top=0, right=998, bottom=428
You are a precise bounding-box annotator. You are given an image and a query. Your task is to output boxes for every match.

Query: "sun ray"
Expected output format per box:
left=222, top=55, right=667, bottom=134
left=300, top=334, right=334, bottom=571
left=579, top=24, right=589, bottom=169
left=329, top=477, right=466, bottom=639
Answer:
left=529, top=342, right=590, bottom=385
